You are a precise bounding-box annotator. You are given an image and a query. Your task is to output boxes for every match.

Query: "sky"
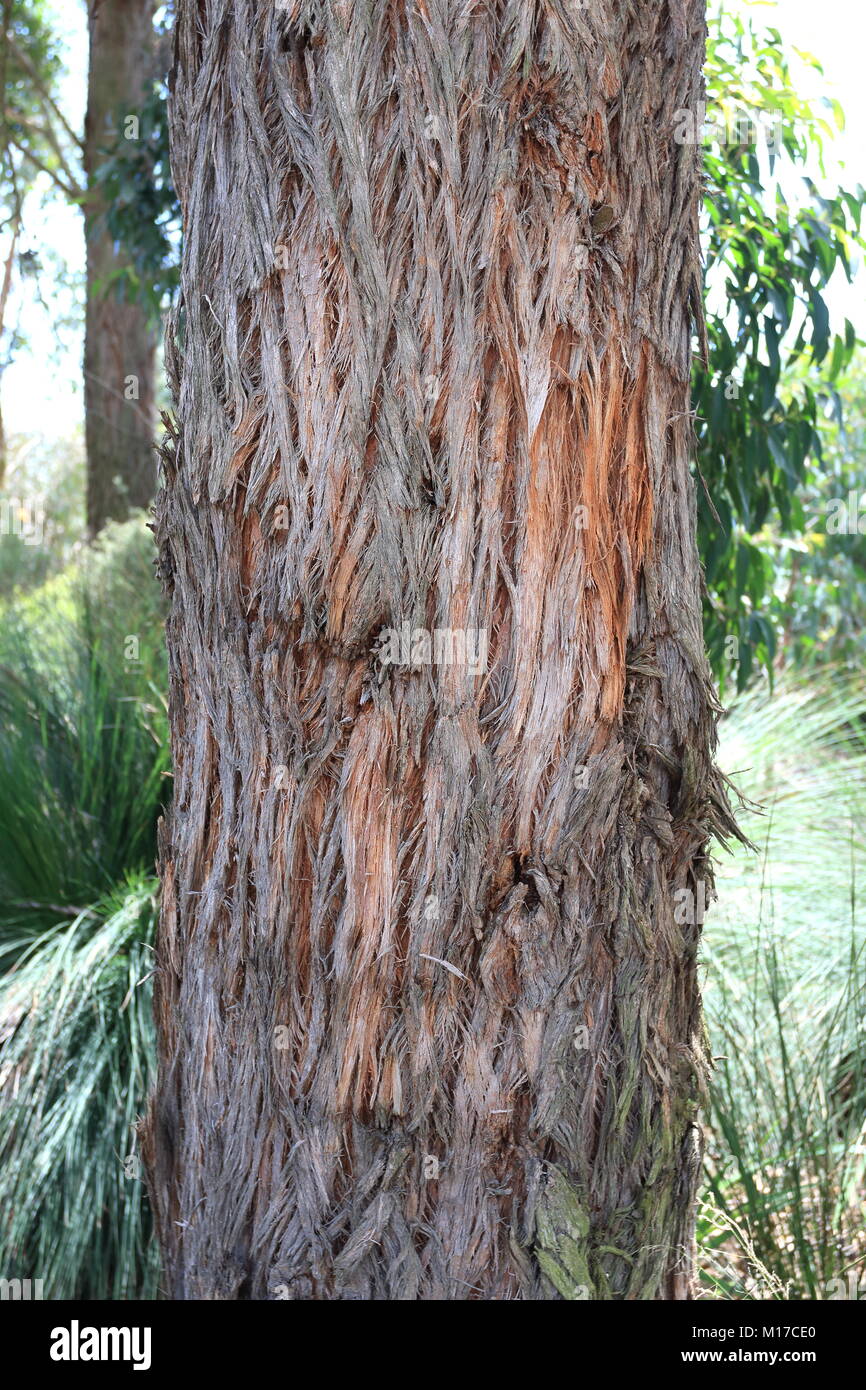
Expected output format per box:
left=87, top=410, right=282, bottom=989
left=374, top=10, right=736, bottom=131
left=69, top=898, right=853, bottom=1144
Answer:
left=2, top=0, right=865, bottom=444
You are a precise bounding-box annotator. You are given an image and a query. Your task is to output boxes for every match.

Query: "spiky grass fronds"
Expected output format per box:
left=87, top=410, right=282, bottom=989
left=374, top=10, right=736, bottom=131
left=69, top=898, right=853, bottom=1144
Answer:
left=0, top=878, right=160, bottom=1300
left=0, top=545, right=167, bottom=1298
left=701, top=677, right=866, bottom=1299
left=0, top=593, right=168, bottom=942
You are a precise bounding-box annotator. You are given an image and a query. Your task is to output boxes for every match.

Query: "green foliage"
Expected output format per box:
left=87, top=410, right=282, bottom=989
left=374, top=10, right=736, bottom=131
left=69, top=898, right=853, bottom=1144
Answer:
left=0, top=430, right=85, bottom=598
left=0, top=537, right=167, bottom=1298
left=77, top=513, right=168, bottom=690
left=698, top=8, right=865, bottom=692
left=763, top=354, right=866, bottom=670
left=0, top=0, right=74, bottom=207
left=0, top=640, right=165, bottom=923
left=93, top=81, right=180, bottom=318
left=0, top=877, right=160, bottom=1300
left=0, top=520, right=168, bottom=935
left=699, top=680, right=866, bottom=1298
left=90, top=9, right=178, bottom=318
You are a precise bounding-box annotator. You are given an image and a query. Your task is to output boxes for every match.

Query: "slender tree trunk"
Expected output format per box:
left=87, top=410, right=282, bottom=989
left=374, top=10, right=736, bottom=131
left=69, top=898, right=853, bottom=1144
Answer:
left=84, top=0, right=158, bottom=535
left=0, top=203, right=20, bottom=487
left=145, top=0, right=737, bottom=1300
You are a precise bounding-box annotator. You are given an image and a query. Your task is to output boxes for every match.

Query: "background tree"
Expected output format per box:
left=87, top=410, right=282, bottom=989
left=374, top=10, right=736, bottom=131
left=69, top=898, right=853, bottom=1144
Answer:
left=144, top=0, right=738, bottom=1300
left=0, top=0, right=163, bottom=530
left=83, top=5, right=866, bottom=665
left=83, top=0, right=159, bottom=533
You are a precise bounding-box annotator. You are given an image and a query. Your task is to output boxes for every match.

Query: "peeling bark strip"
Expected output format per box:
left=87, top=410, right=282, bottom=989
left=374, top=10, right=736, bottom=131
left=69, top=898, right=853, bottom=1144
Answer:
left=145, top=0, right=737, bottom=1300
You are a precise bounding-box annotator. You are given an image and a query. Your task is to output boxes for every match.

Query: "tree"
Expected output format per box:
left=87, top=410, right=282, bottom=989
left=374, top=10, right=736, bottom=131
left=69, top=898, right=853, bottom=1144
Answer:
left=144, top=0, right=739, bottom=1300
left=0, top=0, right=162, bottom=529
left=694, top=9, right=864, bottom=692
left=107, top=6, right=866, bottom=676
left=83, top=0, right=159, bottom=533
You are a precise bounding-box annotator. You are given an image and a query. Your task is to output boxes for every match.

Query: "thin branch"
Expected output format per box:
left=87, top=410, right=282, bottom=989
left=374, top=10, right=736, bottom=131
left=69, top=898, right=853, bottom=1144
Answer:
left=0, top=202, right=21, bottom=336
left=5, top=135, right=82, bottom=201
left=4, top=103, right=83, bottom=199
left=7, top=34, right=84, bottom=154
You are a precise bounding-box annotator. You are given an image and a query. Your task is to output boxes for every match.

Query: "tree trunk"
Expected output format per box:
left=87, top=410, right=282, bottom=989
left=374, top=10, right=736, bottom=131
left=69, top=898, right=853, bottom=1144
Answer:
left=84, top=0, right=158, bottom=535
left=145, top=0, right=736, bottom=1300
left=0, top=203, right=20, bottom=488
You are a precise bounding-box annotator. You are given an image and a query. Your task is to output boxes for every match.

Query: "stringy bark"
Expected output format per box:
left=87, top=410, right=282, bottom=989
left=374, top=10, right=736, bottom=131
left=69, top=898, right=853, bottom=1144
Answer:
left=143, top=0, right=738, bottom=1300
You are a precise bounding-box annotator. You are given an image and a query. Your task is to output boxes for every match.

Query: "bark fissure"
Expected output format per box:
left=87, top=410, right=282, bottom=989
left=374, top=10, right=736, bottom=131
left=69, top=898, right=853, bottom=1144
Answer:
left=145, top=0, right=737, bottom=1301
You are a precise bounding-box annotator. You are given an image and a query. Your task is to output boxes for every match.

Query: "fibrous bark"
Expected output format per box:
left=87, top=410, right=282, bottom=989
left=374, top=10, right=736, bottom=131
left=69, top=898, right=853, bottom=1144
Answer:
left=84, top=0, right=158, bottom=534
left=145, top=0, right=737, bottom=1300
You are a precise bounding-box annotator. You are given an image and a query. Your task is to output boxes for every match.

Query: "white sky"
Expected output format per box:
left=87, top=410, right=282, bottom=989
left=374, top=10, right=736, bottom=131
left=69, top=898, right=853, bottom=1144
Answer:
left=2, top=0, right=864, bottom=442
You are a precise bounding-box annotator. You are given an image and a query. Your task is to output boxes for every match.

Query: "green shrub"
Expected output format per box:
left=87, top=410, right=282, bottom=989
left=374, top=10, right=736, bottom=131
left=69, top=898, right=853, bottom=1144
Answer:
left=0, top=878, right=160, bottom=1300
left=700, top=679, right=866, bottom=1299
left=0, top=536, right=168, bottom=1298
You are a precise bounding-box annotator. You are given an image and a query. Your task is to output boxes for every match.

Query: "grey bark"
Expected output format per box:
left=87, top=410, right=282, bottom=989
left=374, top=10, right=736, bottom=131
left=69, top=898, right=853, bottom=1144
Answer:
left=144, top=0, right=736, bottom=1301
